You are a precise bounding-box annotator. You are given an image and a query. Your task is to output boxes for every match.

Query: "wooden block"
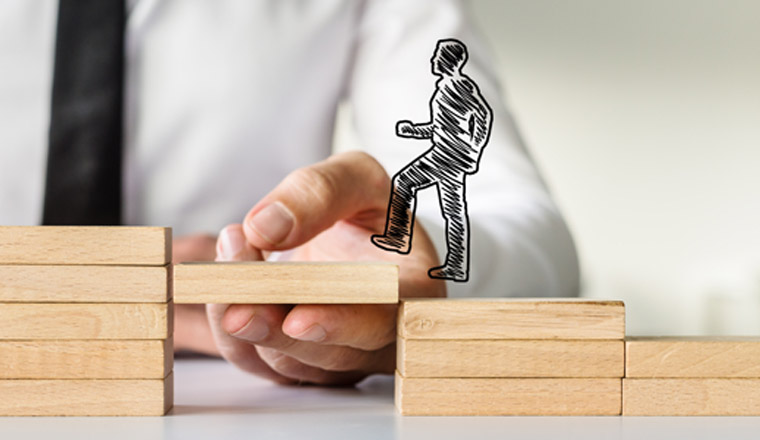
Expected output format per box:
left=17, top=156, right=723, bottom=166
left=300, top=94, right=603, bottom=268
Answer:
left=0, top=339, right=172, bottom=379
left=0, top=373, right=173, bottom=416
left=0, top=226, right=171, bottom=265
left=395, top=372, right=622, bottom=416
left=399, top=298, right=625, bottom=340
left=173, top=262, right=398, bottom=304
left=0, top=265, right=170, bottom=303
left=623, top=378, right=760, bottom=416
left=626, top=336, right=760, bottom=378
left=398, top=339, right=624, bottom=378
left=0, top=303, right=172, bottom=340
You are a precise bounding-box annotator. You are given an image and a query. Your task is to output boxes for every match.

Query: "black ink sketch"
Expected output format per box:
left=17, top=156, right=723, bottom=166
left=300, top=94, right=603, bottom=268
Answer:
left=371, top=38, right=493, bottom=282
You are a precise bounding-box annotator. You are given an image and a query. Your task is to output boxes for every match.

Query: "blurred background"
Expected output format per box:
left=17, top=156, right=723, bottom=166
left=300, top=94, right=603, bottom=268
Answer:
left=337, top=0, right=760, bottom=335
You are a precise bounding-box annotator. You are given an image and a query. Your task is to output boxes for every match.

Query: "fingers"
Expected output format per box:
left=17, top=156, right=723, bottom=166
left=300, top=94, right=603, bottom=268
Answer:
left=242, top=151, right=390, bottom=251
left=173, top=234, right=217, bottom=263
left=221, top=303, right=290, bottom=344
left=220, top=303, right=395, bottom=375
left=256, top=346, right=382, bottom=386
left=207, top=226, right=295, bottom=383
left=171, top=234, right=227, bottom=356
left=282, top=304, right=397, bottom=351
left=216, top=224, right=263, bottom=262
left=206, top=303, right=295, bottom=385
left=174, top=304, right=220, bottom=356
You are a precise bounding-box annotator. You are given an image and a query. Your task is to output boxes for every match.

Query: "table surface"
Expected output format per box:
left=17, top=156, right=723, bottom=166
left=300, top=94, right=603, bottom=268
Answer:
left=1, top=358, right=759, bottom=440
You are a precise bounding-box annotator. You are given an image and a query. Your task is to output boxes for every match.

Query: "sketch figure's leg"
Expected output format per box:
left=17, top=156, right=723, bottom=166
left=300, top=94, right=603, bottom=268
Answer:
left=428, top=176, right=469, bottom=281
left=372, top=159, right=434, bottom=254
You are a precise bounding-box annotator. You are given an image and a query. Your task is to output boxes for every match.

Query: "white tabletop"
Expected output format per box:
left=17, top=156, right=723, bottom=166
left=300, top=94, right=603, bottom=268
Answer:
left=1, top=358, right=760, bottom=440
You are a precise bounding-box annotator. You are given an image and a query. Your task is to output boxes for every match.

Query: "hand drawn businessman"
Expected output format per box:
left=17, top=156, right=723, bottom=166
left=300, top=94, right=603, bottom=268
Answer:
left=371, top=39, right=493, bottom=282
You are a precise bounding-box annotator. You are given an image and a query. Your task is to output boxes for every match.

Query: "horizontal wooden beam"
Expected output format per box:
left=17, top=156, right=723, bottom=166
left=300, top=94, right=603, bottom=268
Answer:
left=173, top=262, right=398, bottom=304
left=625, top=336, right=760, bottom=378
left=399, top=298, right=625, bottom=340
left=398, top=339, right=624, bottom=378
left=0, top=339, right=172, bottom=379
left=0, top=226, right=171, bottom=265
left=0, top=374, right=173, bottom=416
left=395, top=373, right=622, bottom=416
left=0, top=265, right=170, bottom=303
left=623, top=378, right=760, bottom=416
left=0, top=303, right=172, bottom=340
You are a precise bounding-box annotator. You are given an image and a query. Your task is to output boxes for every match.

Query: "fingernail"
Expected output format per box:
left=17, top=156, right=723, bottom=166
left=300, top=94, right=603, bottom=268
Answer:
left=219, top=227, right=245, bottom=260
left=230, top=314, right=269, bottom=342
left=291, top=324, right=326, bottom=342
left=249, top=202, right=294, bottom=245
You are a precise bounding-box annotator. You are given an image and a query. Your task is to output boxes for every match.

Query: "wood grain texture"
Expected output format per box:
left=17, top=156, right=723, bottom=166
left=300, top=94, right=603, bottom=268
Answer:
left=395, top=372, right=622, bottom=416
left=0, top=226, right=171, bottom=265
left=399, top=298, right=625, bottom=340
left=0, top=303, right=172, bottom=340
left=173, top=262, right=398, bottom=304
left=623, top=378, right=760, bottom=416
left=0, top=339, right=173, bottom=379
left=0, top=265, right=170, bottom=303
left=397, top=339, right=624, bottom=378
left=0, top=373, right=173, bottom=416
left=625, top=337, right=760, bottom=378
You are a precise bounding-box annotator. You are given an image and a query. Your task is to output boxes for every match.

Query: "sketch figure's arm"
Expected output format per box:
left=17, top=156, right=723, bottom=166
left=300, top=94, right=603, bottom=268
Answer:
left=468, top=88, right=493, bottom=149
left=349, top=0, right=580, bottom=299
left=396, top=120, right=434, bottom=139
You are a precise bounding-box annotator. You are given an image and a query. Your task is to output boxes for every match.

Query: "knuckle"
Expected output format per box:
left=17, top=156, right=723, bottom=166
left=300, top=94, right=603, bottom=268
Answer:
left=286, top=166, right=341, bottom=208
left=262, top=350, right=303, bottom=378
left=219, top=343, right=257, bottom=368
left=321, top=350, right=365, bottom=372
left=336, top=151, right=389, bottom=196
left=365, top=330, right=395, bottom=351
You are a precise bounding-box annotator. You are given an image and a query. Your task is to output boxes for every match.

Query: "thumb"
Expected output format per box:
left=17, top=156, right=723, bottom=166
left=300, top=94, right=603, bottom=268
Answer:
left=243, top=151, right=390, bottom=251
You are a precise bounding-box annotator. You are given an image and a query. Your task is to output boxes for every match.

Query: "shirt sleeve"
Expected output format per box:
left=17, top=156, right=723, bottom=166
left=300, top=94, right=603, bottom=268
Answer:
left=347, top=0, right=580, bottom=298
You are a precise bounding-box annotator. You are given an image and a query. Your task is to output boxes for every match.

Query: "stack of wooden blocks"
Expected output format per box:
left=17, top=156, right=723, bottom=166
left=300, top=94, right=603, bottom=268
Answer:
left=395, top=298, right=626, bottom=415
left=2, top=224, right=758, bottom=418
left=0, top=226, right=173, bottom=416
left=623, top=336, right=760, bottom=415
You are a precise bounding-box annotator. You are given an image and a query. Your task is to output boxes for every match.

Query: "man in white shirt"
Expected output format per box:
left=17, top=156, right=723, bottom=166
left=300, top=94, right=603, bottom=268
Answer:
left=0, top=0, right=579, bottom=385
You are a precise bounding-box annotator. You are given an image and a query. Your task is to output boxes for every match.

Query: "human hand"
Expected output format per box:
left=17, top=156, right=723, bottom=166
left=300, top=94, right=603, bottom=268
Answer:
left=207, top=151, right=445, bottom=386
left=172, top=234, right=220, bottom=356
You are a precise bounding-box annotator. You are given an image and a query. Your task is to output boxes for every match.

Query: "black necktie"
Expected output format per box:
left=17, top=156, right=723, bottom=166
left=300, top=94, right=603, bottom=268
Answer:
left=42, top=0, right=125, bottom=225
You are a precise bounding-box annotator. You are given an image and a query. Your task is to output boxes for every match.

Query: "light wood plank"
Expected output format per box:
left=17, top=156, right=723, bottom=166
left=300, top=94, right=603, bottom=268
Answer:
left=625, top=337, right=760, bottom=378
left=0, top=373, right=173, bottom=416
left=395, top=373, right=622, bottom=416
left=0, top=339, right=172, bottom=379
left=399, top=298, right=625, bottom=340
left=0, top=303, right=172, bottom=340
left=0, top=226, right=171, bottom=265
left=623, top=378, right=760, bottom=416
left=173, top=262, right=398, bottom=304
left=0, top=265, right=170, bottom=303
left=398, top=339, right=624, bottom=378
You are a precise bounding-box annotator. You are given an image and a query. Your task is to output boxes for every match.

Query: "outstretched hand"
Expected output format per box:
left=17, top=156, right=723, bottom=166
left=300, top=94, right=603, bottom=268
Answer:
left=207, top=151, right=445, bottom=385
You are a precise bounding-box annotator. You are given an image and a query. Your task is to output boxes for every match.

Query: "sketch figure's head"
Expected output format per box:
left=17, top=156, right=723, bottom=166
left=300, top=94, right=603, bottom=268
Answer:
left=431, top=39, right=468, bottom=76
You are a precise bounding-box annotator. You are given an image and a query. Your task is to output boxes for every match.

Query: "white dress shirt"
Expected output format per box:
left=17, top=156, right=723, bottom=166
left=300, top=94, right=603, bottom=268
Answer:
left=0, top=0, right=579, bottom=298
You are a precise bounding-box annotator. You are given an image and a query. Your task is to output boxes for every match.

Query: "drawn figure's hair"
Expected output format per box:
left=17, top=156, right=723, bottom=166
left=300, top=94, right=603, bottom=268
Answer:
left=434, top=39, right=468, bottom=74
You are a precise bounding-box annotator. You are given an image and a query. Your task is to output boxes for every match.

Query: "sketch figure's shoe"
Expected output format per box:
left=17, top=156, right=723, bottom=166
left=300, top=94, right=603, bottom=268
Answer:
left=428, top=264, right=468, bottom=282
left=371, top=234, right=410, bottom=254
